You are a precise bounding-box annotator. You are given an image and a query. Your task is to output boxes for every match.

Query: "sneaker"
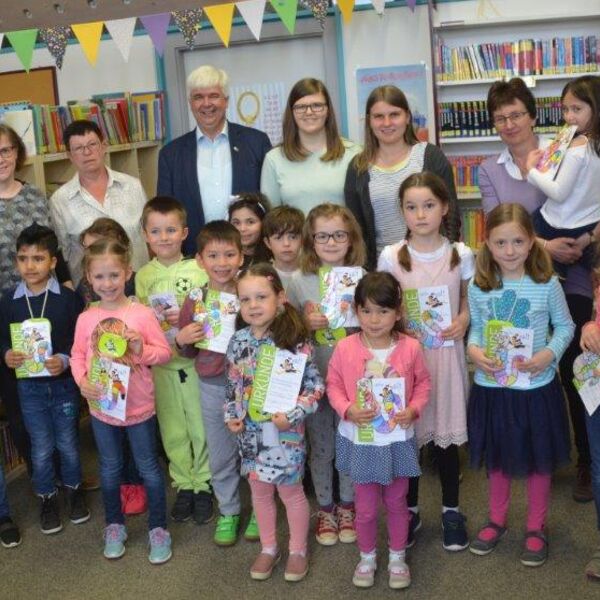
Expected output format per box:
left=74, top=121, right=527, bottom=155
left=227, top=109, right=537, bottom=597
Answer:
left=0, top=517, right=21, bottom=548
left=469, top=522, right=507, bottom=556
left=148, top=527, right=172, bottom=565
left=170, top=489, right=193, bottom=522
left=337, top=506, right=357, bottom=544
left=406, top=511, right=422, bottom=549
left=388, top=559, right=411, bottom=589
left=67, top=487, right=90, bottom=524
left=214, top=515, right=240, bottom=546
left=193, top=491, right=214, bottom=525
left=585, top=546, right=600, bottom=581
left=122, top=484, right=147, bottom=515
left=315, top=509, right=338, bottom=546
left=243, top=512, right=259, bottom=542
left=250, top=551, right=280, bottom=580
left=40, top=494, right=62, bottom=535
left=284, top=553, right=309, bottom=582
left=352, top=557, right=376, bottom=588
left=103, top=524, right=127, bottom=559
left=442, top=510, right=468, bottom=551
left=520, top=530, right=548, bottom=567
left=573, top=464, right=594, bottom=503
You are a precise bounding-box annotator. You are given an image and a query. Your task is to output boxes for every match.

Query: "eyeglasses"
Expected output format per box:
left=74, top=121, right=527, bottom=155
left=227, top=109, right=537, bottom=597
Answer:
left=70, top=140, right=102, bottom=155
left=492, top=111, right=529, bottom=127
left=313, top=230, right=349, bottom=244
left=0, top=146, right=15, bottom=159
left=292, top=102, right=327, bottom=115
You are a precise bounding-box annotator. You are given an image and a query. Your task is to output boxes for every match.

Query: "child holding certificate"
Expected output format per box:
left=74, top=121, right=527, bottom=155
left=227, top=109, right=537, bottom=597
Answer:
left=327, top=272, right=431, bottom=590
left=378, top=172, right=473, bottom=551
left=467, top=203, right=574, bottom=567
left=225, top=263, right=324, bottom=583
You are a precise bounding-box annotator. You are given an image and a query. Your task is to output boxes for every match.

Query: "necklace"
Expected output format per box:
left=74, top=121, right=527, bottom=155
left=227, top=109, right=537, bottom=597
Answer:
left=361, top=331, right=395, bottom=350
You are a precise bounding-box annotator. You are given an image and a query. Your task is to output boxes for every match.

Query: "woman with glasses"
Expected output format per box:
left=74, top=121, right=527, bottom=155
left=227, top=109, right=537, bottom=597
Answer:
left=479, top=77, right=594, bottom=506
left=345, top=85, right=460, bottom=271
left=260, top=78, right=360, bottom=213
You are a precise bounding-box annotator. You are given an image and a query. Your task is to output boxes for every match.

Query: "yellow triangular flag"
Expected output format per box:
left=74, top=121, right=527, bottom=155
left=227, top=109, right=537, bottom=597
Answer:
left=205, top=4, right=235, bottom=47
left=336, top=0, right=355, bottom=23
left=71, top=21, right=104, bottom=66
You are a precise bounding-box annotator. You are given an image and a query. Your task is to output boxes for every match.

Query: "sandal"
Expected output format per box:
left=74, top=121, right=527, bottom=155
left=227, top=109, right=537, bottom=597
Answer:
left=585, top=546, right=600, bottom=581
left=520, top=530, right=548, bottom=567
left=469, top=522, right=507, bottom=556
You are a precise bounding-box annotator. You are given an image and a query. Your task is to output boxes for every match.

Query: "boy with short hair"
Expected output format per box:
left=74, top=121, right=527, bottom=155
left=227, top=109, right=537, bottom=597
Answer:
left=135, top=196, right=212, bottom=524
left=262, top=206, right=304, bottom=289
left=0, top=224, right=88, bottom=535
left=176, top=220, right=254, bottom=546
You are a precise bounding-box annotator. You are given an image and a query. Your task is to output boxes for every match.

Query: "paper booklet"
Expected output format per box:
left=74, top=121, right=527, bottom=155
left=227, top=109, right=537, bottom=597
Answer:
left=573, top=352, right=600, bottom=417
left=535, top=124, right=577, bottom=180
left=248, top=345, right=308, bottom=423
left=89, top=357, right=130, bottom=422
left=485, top=322, right=534, bottom=388
left=191, top=289, right=239, bottom=354
left=404, top=285, right=454, bottom=349
left=10, top=318, right=53, bottom=378
left=355, top=377, right=408, bottom=445
left=148, top=292, right=178, bottom=345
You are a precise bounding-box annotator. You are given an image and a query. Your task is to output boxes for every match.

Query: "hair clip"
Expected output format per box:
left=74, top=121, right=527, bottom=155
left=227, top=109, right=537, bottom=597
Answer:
left=265, top=274, right=274, bottom=281
left=256, top=202, right=266, bottom=214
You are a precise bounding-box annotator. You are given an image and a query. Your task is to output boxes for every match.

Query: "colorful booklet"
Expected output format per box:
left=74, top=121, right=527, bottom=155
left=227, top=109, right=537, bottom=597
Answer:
left=89, top=357, right=129, bottom=422
left=148, top=292, right=178, bottom=345
left=573, top=352, right=600, bottom=417
left=535, top=124, right=577, bottom=179
left=355, top=377, right=408, bottom=445
left=248, top=345, right=307, bottom=422
left=485, top=322, right=534, bottom=388
left=191, top=289, right=239, bottom=354
left=404, top=285, right=454, bottom=349
left=10, top=318, right=53, bottom=378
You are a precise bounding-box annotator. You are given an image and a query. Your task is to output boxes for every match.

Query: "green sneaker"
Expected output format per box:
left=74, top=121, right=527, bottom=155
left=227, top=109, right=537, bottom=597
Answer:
left=244, top=512, right=260, bottom=542
left=214, top=515, right=240, bottom=546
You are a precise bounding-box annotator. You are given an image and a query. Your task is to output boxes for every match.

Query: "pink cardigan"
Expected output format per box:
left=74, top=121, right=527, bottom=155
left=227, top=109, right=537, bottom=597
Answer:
left=327, top=332, right=431, bottom=420
left=71, top=303, right=172, bottom=426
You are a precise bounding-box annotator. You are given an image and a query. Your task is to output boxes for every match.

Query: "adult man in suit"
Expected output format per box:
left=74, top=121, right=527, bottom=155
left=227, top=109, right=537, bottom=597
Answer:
left=157, top=65, right=272, bottom=255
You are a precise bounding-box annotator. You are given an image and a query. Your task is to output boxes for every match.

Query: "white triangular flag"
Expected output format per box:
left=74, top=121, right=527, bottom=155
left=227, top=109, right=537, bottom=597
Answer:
left=236, top=0, right=266, bottom=41
left=105, top=17, right=136, bottom=62
left=371, top=0, right=385, bottom=15
left=0, top=35, right=4, bottom=52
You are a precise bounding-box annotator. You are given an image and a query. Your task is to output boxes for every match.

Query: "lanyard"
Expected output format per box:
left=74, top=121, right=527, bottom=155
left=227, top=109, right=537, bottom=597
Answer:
left=24, top=287, right=49, bottom=320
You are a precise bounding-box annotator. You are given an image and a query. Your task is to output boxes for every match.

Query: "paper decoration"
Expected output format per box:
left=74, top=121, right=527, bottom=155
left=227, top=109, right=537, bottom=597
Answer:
left=105, top=17, right=137, bottom=62
left=39, top=26, right=70, bottom=69
left=336, top=0, right=355, bottom=23
left=0, top=35, right=3, bottom=50
left=5, top=29, right=38, bottom=72
left=139, top=13, right=172, bottom=57
left=371, top=0, right=385, bottom=15
left=236, top=0, right=266, bottom=41
left=172, top=8, right=203, bottom=49
left=406, top=0, right=417, bottom=11
left=270, top=0, right=298, bottom=34
left=71, top=22, right=104, bottom=66
left=300, top=0, right=328, bottom=29
left=204, top=4, right=236, bottom=47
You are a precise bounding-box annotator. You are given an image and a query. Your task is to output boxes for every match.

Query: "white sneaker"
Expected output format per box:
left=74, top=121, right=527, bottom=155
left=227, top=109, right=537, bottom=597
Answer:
left=352, top=557, right=376, bottom=588
left=388, top=559, right=411, bottom=589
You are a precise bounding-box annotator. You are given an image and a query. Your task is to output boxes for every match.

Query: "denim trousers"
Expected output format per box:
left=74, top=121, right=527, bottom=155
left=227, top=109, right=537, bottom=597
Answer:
left=0, top=465, right=9, bottom=520
left=17, top=378, right=82, bottom=496
left=585, top=407, right=600, bottom=530
left=91, top=415, right=166, bottom=530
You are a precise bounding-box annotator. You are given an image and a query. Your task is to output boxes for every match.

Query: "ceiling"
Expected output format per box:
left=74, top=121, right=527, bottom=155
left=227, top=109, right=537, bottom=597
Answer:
left=0, top=1, right=240, bottom=32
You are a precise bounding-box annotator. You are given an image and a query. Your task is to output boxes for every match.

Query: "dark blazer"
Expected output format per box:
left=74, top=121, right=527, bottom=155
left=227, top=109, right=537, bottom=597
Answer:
left=157, top=121, right=272, bottom=255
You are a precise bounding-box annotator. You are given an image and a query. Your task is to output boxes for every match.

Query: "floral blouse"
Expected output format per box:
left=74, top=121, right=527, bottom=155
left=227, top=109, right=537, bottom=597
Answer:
left=225, top=327, right=324, bottom=485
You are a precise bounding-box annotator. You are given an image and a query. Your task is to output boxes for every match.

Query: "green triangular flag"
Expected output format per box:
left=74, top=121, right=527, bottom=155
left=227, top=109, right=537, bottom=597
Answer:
left=269, top=0, right=297, bottom=34
left=6, top=29, right=39, bottom=72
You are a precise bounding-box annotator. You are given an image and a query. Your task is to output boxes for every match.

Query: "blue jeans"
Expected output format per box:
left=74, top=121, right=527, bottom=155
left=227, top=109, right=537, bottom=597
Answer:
left=0, top=465, right=10, bottom=520
left=91, top=416, right=166, bottom=530
left=585, top=408, right=600, bottom=530
left=17, top=378, right=82, bottom=496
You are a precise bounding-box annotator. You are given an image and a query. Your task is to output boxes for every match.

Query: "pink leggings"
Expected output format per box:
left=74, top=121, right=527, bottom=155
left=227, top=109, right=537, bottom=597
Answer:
left=354, top=477, right=409, bottom=554
left=249, top=479, right=309, bottom=554
left=489, top=470, right=551, bottom=530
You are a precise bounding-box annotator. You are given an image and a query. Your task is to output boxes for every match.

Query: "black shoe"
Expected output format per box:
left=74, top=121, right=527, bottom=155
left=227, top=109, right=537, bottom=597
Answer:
left=407, top=511, right=422, bottom=549
left=67, top=487, right=91, bottom=524
left=193, top=491, right=214, bottom=525
left=40, top=494, right=63, bottom=535
left=442, top=510, right=468, bottom=552
left=171, top=489, right=194, bottom=522
left=0, top=517, right=21, bottom=548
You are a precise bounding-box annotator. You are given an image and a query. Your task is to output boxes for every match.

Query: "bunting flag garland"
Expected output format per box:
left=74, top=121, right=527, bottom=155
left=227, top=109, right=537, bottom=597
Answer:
left=5, top=29, right=38, bottom=72
left=39, top=26, right=70, bottom=69
left=406, top=0, right=418, bottom=11
left=335, top=0, right=355, bottom=23
left=236, top=0, right=266, bottom=41
left=300, top=0, right=328, bottom=29
left=172, top=8, right=203, bottom=49
left=371, top=0, right=385, bottom=15
left=71, top=22, right=104, bottom=66
left=105, top=17, right=137, bottom=62
left=204, top=4, right=235, bottom=47
left=139, top=13, right=171, bottom=56
left=270, top=0, right=298, bottom=34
